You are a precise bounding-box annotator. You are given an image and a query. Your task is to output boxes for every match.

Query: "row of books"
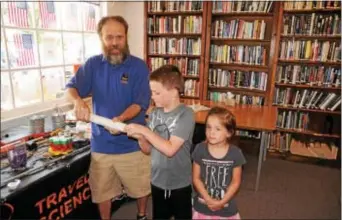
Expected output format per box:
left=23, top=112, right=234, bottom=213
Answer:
left=211, top=19, right=267, bottom=40
left=147, top=16, right=202, bottom=34
left=208, top=68, right=268, bottom=91
left=147, top=57, right=200, bottom=76
left=212, top=1, right=273, bottom=13
left=183, top=16, right=202, bottom=34
left=273, top=89, right=341, bottom=111
left=148, top=37, right=201, bottom=55
left=236, top=130, right=261, bottom=139
left=268, top=132, right=292, bottom=152
left=183, top=79, right=199, bottom=97
left=283, top=14, right=341, bottom=36
left=210, top=45, right=267, bottom=65
left=276, top=110, right=309, bottom=130
left=147, top=16, right=182, bottom=34
left=279, top=40, right=341, bottom=62
left=208, top=91, right=264, bottom=106
left=275, top=65, right=341, bottom=86
left=283, top=1, right=340, bottom=10
left=147, top=1, right=203, bottom=12
left=268, top=133, right=338, bottom=160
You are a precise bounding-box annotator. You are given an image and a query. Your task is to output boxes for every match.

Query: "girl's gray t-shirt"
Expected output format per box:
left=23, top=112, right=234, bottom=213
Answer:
left=148, top=104, right=195, bottom=190
left=192, top=142, right=246, bottom=217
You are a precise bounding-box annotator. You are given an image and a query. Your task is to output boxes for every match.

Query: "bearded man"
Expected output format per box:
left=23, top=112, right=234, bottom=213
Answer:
left=65, top=16, right=151, bottom=220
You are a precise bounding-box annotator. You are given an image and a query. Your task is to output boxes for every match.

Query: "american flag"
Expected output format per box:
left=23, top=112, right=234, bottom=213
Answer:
left=8, top=1, right=29, bottom=27
left=39, top=2, right=56, bottom=29
left=13, top=33, right=35, bottom=66
left=85, top=5, right=96, bottom=31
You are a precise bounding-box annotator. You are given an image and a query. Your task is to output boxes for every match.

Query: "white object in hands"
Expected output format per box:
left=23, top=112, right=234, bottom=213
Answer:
left=89, top=114, right=127, bottom=132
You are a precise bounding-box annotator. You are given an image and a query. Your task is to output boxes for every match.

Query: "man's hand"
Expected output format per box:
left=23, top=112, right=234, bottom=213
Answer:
left=74, top=99, right=90, bottom=122
left=125, top=123, right=147, bottom=139
left=105, top=117, right=122, bottom=135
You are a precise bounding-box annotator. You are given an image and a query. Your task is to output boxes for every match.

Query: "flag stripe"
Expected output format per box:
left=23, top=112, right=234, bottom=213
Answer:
left=8, top=2, right=28, bottom=27
left=39, top=2, right=56, bottom=28
left=86, top=5, right=96, bottom=31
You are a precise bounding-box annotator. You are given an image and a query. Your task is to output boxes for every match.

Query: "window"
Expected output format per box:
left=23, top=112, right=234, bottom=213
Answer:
left=0, top=1, right=102, bottom=114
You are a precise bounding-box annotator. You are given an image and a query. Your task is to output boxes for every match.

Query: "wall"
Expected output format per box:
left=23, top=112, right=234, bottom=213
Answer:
left=107, top=2, right=145, bottom=59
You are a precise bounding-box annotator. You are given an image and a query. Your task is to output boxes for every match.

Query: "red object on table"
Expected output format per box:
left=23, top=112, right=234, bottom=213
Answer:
left=73, top=64, right=81, bottom=74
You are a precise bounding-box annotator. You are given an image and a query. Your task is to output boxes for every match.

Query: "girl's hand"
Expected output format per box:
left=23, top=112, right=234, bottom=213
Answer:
left=125, top=124, right=146, bottom=139
left=207, top=199, right=225, bottom=212
left=204, top=196, right=216, bottom=205
left=204, top=197, right=220, bottom=211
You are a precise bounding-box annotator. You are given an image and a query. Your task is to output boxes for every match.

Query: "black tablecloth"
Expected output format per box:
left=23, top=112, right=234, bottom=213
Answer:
left=0, top=148, right=101, bottom=219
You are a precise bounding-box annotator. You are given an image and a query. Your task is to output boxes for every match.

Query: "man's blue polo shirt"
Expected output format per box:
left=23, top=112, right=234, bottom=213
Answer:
left=65, top=54, right=151, bottom=154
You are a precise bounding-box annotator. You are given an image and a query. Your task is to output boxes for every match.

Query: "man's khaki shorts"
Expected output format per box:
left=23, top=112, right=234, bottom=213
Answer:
left=88, top=150, right=151, bottom=203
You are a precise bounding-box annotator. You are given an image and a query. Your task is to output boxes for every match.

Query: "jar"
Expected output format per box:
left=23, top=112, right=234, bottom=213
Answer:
left=29, top=115, right=45, bottom=134
left=7, top=141, right=27, bottom=170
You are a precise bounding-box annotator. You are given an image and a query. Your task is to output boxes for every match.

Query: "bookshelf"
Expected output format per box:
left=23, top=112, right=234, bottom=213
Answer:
left=203, top=1, right=276, bottom=106
left=269, top=1, right=341, bottom=160
left=143, top=1, right=341, bottom=161
left=144, top=1, right=208, bottom=100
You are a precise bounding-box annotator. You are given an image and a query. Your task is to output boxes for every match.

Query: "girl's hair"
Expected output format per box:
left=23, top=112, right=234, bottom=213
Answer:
left=205, top=106, right=237, bottom=139
left=149, top=65, right=184, bottom=94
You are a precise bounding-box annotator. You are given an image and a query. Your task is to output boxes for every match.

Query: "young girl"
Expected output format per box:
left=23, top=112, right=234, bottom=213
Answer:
left=125, top=65, right=195, bottom=220
left=192, top=107, right=246, bottom=219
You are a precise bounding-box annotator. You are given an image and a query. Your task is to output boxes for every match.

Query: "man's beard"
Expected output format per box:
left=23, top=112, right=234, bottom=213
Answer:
left=102, top=43, right=130, bottom=65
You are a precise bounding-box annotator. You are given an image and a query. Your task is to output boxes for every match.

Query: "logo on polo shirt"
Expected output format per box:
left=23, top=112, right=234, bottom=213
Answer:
left=120, top=73, right=129, bottom=84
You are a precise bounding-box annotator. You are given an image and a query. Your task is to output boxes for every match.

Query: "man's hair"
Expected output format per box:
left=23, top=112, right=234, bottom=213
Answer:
left=205, top=106, right=237, bottom=139
left=150, top=65, right=184, bottom=94
left=97, top=16, right=129, bottom=36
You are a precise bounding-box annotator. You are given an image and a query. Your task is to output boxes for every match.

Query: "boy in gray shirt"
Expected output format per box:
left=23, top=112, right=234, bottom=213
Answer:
left=125, top=65, right=195, bottom=220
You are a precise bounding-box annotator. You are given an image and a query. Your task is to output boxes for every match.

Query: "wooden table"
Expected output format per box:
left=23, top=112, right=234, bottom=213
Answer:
left=182, top=100, right=277, bottom=191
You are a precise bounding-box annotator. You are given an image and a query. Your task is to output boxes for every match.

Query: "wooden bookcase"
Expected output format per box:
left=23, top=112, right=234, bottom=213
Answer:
left=203, top=1, right=278, bottom=106
left=144, top=1, right=208, bottom=100
left=269, top=1, right=341, bottom=159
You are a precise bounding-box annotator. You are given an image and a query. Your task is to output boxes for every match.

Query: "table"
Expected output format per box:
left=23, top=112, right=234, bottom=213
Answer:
left=0, top=147, right=101, bottom=219
left=184, top=100, right=277, bottom=191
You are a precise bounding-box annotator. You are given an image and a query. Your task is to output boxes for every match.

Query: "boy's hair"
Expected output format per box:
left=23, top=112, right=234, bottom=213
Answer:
left=149, top=65, right=184, bottom=94
left=205, top=106, right=236, bottom=139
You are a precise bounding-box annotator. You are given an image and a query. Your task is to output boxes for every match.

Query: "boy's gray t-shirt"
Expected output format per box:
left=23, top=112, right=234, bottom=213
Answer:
left=192, top=142, right=246, bottom=217
left=148, top=104, right=195, bottom=190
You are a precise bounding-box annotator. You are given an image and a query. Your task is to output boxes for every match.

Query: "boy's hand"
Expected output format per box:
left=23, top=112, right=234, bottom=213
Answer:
left=130, top=133, right=144, bottom=140
left=105, top=117, right=122, bottom=135
left=125, top=124, right=146, bottom=138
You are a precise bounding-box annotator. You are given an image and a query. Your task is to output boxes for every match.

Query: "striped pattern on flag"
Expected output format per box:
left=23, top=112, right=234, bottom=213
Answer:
left=8, top=2, right=29, bottom=27
left=85, top=5, right=96, bottom=31
left=13, top=33, right=35, bottom=66
left=39, top=2, right=56, bottom=29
